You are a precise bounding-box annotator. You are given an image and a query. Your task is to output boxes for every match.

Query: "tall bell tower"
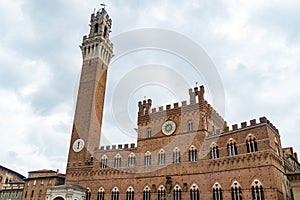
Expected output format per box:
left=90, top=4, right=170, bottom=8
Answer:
left=66, top=8, right=113, bottom=169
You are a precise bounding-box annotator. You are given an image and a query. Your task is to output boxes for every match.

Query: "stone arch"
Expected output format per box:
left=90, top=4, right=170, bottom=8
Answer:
left=129, top=152, right=135, bottom=157
left=212, top=182, right=222, bottom=189
left=173, top=183, right=182, bottom=190
left=227, top=138, right=236, bottom=144
left=251, top=179, right=263, bottom=187
left=53, top=196, right=65, bottom=200
left=112, top=186, right=119, bottom=192
left=142, top=185, right=149, bottom=190
left=245, top=133, right=256, bottom=142
left=210, top=142, right=218, bottom=148
left=98, top=187, right=105, bottom=192
left=126, top=186, right=134, bottom=191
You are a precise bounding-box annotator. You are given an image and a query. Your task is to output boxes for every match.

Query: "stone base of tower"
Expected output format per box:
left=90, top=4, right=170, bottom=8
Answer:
left=46, top=184, right=86, bottom=200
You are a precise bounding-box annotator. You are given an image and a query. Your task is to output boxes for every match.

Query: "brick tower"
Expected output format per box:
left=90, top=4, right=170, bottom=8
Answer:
left=66, top=8, right=113, bottom=175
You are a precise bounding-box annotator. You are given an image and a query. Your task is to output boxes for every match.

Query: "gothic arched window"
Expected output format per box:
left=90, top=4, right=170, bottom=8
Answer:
left=114, top=154, right=122, bottom=168
left=190, top=183, right=200, bottom=200
left=231, top=181, right=242, bottom=200
left=210, top=143, right=219, bottom=159
left=251, top=179, right=264, bottom=200
left=97, top=187, right=104, bottom=200
left=144, top=151, right=152, bottom=166
left=147, top=128, right=152, bottom=138
left=188, top=120, right=194, bottom=131
left=111, top=187, right=119, bottom=200
left=86, top=188, right=91, bottom=200
left=157, top=185, right=166, bottom=200
left=94, top=23, right=99, bottom=33
left=158, top=149, right=166, bottom=165
left=213, top=182, right=223, bottom=200
left=128, top=153, right=136, bottom=168
left=189, top=145, right=198, bottom=162
left=101, top=155, right=108, bottom=168
left=246, top=134, right=258, bottom=153
left=103, top=26, right=108, bottom=38
left=173, top=147, right=181, bottom=163
left=173, top=184, right=182, bottom=200
left=143, top=186, right=151, bottom=200
left=126, top=186, right=134, bottom=200
left=227, top=138, right=238, bottom=156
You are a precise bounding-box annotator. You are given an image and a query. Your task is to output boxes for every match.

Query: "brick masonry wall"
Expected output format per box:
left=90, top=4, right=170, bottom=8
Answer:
left=66, top=120, right=290, bottom=199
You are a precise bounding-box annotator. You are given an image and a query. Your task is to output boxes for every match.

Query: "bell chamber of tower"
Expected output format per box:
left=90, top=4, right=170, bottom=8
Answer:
left=81, top=8, right=113, bottom=63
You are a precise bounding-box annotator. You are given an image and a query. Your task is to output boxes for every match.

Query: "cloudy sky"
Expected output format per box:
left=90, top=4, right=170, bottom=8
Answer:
left=0, top=0, right=299, bottom=176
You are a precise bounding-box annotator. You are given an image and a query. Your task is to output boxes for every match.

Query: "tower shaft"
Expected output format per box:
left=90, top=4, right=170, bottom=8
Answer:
left=66, top=8, right=113, bottom=176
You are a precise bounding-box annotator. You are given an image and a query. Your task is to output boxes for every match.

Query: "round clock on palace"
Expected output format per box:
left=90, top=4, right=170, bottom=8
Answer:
left=162, top=120, right=176, bottom=135
left=72, top=139, right=85, bottom=152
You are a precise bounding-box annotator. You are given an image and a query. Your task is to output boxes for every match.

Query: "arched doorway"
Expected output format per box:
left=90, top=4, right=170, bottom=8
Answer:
left=53, top=196, right=65, bottom=200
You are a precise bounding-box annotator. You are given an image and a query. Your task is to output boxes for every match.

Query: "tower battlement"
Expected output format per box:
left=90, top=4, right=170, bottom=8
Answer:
left=218, top=116, right=279, bottom=136
left=99, top=143, right=137, bottom=151
left=137, top=86, right=225, bottom=133
left=137, top=86, right=219, bottom=116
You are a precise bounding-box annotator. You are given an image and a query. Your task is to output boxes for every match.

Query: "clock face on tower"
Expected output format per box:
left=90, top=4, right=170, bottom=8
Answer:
left=162, top=120, right=176, bottom=135
left=72, top=139, right=85, bottom=152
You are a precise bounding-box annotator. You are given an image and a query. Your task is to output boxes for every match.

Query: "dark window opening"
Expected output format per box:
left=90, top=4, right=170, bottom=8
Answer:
left=94, top=23, right=99, bottom=33
left=104, top=26, right=108, bottom=38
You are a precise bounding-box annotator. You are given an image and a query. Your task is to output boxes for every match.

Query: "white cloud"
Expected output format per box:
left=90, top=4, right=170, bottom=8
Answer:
left=0, top=88, right=71, bottom=175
